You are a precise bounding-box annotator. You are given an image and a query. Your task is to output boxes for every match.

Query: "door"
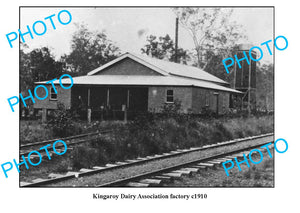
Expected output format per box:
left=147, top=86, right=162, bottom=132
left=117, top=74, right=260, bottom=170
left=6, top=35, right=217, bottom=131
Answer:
left=128, top=88, right=148, bottom=112
left=213, top=92, right=219, bottom=115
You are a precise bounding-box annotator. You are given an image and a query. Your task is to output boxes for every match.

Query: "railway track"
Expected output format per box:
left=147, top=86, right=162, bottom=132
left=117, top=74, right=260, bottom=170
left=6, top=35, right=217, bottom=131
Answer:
left=20, top=130, right=112, bottom=157
left=99, top=142, right=274, bottom=187
left=21, top=133, right=274, bottom=187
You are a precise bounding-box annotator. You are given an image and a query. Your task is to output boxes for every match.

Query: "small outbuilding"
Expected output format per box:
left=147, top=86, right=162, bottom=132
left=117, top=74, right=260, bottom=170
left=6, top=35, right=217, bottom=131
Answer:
left=34, top=52, right=242, bottom=121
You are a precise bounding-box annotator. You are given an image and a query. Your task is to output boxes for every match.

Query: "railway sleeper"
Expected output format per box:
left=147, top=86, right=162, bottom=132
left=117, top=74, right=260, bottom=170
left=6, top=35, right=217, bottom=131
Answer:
left=115, top=162, right=128, bottom=165
left=189, top=147, right=199, bottom=150
left=197, top=163, right=215, bottom=168
left=79, top=168, right=94, bottom=173
left=206, top=160, right=223, bottom=166
left=170, top=151, right=181, bottom=154
left=26, top=152, right=51, bottom=160
left=92, top=166, right=106, bottom=170
left=65, top=171, right=80, bottom=177
left=125, top=159, right=139, bottom=163
left=172, top=170, right=192, bottom=176
left=210, top=159, right=228, bottom=163
left=32, top=178, right=47, bottom=183
left=162, top=172, right=183, bottom=179
left=139, top=178, right=162, bottom=186
left=181, top=167, right=199, bottom=173
left=202, top=145, right=210, bottom=148
left=216, top=158, right=233, bottom=161
left=48, top=173, right=65, bottom=179
left=52, top=149, right=64, bottom=153
left=152, top=175, right=173, bottom=183
left=20, top=182, right=31, bottom=187
left=225, top=156, right=238, bottom=160
left=191, top=165, right=207, bottom=170
left=233, top=153, right=249, bottom=159
left=105, top=163, right=118, bottom=167
left=126, top=182, right=149, bottom=187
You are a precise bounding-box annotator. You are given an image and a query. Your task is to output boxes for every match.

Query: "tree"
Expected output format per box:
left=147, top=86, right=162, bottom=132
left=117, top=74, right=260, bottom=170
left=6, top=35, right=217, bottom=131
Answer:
left=20, top=45, right=62, bottom=92
left=20, top=43, right=31, bottom=92
left=66, top=23, right=121, bottom=75
left=141, top=34, right=189, bottom=63
left=173, top=8, right=247, bottom=71
left=256, top=63, right=274, bottom=111
left=29, top=47, right=62, bottom=82
left=200, top=49, right=238, bottom=82
left=20, top=45, right=62, bottom=118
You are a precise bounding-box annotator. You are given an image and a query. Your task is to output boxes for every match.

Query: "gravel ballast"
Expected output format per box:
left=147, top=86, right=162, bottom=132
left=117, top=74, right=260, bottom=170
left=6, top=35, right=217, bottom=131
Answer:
left=47, top=135, right=274, bottom=187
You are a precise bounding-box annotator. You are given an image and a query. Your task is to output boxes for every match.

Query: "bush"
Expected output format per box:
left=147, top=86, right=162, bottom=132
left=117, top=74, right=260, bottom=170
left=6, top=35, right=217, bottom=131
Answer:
left=254, top=171, right=261, bottom=180
left=160, top=99, right=182, bottom=117
left=20, top=120, right=53, bottom=143
left=200, top=107, right=217, bottom=118
left=222, top=178, right=233, bottom=186
left=72, top=145, right=101, bottom=169
left=262, top=158, right=273, bottom=169
left=211, top=121, right=233, bottom=142
left=54, top=160, right=69, bottom=173
left=48, top=112, right=273, bottom=170
left=47, top=102, right=79, bottom=137
left=130, top=111, right=156, bottom=130
left=243, top=169, right=251, bottom=179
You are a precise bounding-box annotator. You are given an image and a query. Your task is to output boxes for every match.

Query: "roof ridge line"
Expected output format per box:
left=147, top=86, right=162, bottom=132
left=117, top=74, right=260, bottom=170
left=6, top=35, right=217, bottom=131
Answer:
left=128, top=53, right=170, bottom=76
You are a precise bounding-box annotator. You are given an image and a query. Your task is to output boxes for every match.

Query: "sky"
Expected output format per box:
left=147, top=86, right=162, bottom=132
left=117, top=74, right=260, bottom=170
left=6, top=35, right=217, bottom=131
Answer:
left=20, top=7, right=274, bottom=64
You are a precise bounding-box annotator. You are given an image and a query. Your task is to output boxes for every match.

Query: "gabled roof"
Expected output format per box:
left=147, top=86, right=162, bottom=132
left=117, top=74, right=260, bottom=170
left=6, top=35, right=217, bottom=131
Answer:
left=36, top=75, right=242, bottom=94
left=87, top=53, right=169, bottom=76
left=36, top=52, right=242, bottom=94
left=87, top=52, right=228, bottom=85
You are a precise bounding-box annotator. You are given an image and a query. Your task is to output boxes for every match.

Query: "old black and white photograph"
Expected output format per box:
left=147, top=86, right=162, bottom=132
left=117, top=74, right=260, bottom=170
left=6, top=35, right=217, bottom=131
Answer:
left=19, top=7, right=274, bottom=188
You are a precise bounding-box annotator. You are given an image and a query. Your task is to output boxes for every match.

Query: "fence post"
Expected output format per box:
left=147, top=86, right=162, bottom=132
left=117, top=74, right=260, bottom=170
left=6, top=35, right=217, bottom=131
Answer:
left=122, top=104, right=127, bottom=123
left=87, top=108, right=91, bottom=123
left=42, top=108, right=47, bottom=123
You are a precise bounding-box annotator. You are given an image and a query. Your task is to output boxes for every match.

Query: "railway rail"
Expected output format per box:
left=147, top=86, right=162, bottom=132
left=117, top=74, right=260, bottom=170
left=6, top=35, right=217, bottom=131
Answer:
left=20, top=130, right=112, bottom=157
left=21, top=133, right=274, bottom=187
left=99, top=141, right=274, bottom=187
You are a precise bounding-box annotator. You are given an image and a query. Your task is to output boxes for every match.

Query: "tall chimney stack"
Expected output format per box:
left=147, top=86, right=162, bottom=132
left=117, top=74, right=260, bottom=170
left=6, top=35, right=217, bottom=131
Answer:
left=174, top=17, right=179, bottom=63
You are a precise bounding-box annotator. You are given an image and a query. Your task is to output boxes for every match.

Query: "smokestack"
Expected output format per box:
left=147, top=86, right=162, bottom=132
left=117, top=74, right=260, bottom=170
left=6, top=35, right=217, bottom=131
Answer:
left=174, top=17, right=179, bottom=63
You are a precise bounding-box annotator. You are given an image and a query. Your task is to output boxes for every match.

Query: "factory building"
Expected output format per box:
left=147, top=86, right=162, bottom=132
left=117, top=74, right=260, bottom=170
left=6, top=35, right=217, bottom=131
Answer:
left=34, top=52, right=242, bottom=121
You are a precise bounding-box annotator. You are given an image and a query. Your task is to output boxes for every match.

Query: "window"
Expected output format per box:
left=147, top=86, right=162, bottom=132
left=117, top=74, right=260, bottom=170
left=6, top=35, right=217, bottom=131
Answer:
left=50, top=88, right=57, bottom=100
left=166, top=89, right=174, bottom=103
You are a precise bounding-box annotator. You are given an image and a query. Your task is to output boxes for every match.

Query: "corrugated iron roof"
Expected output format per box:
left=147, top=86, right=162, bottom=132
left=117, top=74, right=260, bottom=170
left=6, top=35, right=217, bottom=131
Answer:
left=131, top=53, right=228, bottom=85
left=88, top=52, right=229, bottom=85
left=36, top=75, right=242, bottom=94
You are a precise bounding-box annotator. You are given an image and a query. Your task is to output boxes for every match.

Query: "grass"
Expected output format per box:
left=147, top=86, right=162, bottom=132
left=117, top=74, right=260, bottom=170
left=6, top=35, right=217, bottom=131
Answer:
left=19, top=114, right=274, bottom=181
left=20, top=120, right=53, bottom=143
left=20, top=154, right=72, bottom=182
left=20, top=119, right=124, bottom=144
